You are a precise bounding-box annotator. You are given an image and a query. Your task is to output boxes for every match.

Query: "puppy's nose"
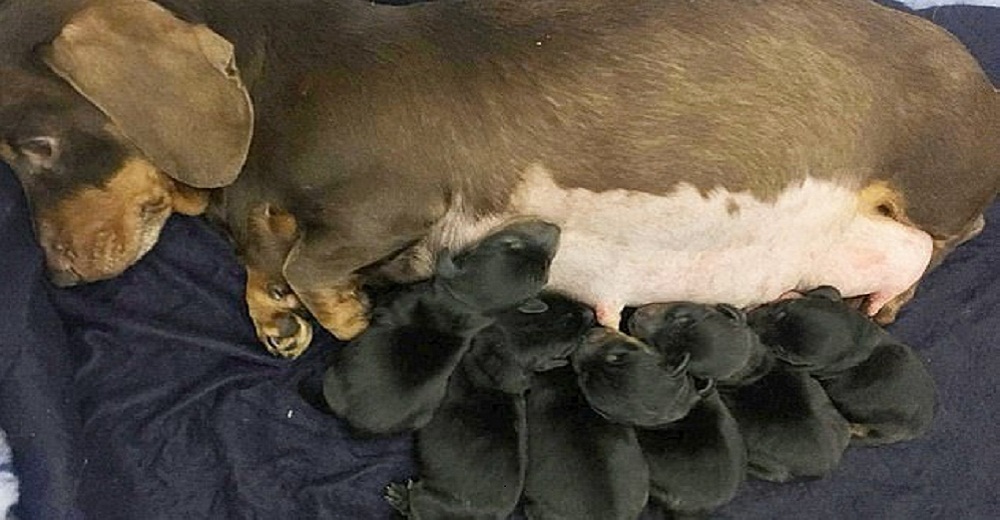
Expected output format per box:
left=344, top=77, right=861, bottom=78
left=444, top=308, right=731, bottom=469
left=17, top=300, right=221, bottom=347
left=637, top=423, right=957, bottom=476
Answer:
left=626, top=308, right=650, bottom=335
left=509, top=220, right=561, bottom=253
left=572, top=327, right=614, bottom=363
left=531, top=221, right=560, bottom=252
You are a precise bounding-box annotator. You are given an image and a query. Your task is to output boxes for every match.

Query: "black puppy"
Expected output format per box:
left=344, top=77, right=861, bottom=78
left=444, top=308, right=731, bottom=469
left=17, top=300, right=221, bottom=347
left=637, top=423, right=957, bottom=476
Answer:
left=386, top=293, right=595, bottom=519
left=750, top=286, right=936, bottom=446
left=750, top=286, right=880, bottom=374
left=522, top=365, right=650, bottom=520
left=638, top=388, right=747, bottom=518
left=709, top=323, right=849, bottom=483
left=572, top=327, right=704, bottom=429
left=629, top=302, right=758, bottom=381
left=721, top=367, right=850, bottom=482
left=620, top=305, right=749, bottom=515
left=322, top=220, right=559, bottom=435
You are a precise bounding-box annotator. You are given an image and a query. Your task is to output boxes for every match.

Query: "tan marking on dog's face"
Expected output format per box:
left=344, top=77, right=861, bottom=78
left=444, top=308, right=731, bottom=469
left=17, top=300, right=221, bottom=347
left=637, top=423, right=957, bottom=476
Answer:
left=36, top=157, right=202, bottom=284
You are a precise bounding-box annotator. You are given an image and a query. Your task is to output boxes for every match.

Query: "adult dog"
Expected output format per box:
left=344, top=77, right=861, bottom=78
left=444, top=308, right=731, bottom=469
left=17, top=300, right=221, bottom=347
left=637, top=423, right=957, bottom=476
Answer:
left=1, top=0, right=997, bottom=357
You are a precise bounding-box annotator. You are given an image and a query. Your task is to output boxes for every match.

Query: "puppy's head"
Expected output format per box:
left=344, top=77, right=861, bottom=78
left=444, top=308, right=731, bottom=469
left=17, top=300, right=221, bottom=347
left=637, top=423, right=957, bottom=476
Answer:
left=628, top=302, right=756, bottom=380
left=1, top=0, right=252, bottom=285
left=465, top=293, right=595, bottom=392
left=489, top=293, right=596, bottom=370
left=748, top=286, right=876, bottom=373
left=572, top=327, right=703, bottom=428
left=437, top=219, right=560, bottom=312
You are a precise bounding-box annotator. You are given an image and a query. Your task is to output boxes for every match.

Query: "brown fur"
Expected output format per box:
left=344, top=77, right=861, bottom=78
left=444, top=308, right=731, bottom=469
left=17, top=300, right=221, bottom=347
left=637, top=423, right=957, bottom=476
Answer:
left=1, top=0, right=998, bottom=352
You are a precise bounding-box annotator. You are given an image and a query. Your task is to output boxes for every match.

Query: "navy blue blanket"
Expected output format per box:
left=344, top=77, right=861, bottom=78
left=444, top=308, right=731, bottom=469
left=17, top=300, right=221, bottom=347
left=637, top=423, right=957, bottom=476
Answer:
left=1, top=3, right=998, bottom=518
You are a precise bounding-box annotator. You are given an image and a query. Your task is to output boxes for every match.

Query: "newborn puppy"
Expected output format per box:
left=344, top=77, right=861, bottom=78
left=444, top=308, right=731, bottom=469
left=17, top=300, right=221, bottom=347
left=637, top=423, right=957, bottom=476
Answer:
left=750, top=286, right=880, bottom=374
left=522, top=366, right=649, bottom=520
left=639, top=388, right=747, bottom=518
left=721, top=368, right=850, bottom=482
left=386, top=293, right=595, bottom=519
left=323, top=220, right=560, bottom=435
left=572, top=327, right=703, bottom=428
left=629, top=302, right=759, bottom=381
left=750, top=286, right=936, bottom=446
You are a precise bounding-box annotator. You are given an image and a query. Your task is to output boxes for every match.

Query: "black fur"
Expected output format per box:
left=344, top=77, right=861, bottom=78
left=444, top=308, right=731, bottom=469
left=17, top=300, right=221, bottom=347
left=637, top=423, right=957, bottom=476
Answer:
left=720, top=367, right=850, bottom=483
left=571, top=327, right=703, bottom=429
left=386, top=364, right=528, bottom=519
left=749, top=286, right=936, bottom=446
left=386, top=293, right=595, bottom=519
left=628, top=302, right=759, bottom=381
left=322, top=220, right=559, bottom=435
left=749, top=286, right=880, bottom=375
left=639, top=389, right=746, bottom=518
left=522, top=366, right=649, bottom=520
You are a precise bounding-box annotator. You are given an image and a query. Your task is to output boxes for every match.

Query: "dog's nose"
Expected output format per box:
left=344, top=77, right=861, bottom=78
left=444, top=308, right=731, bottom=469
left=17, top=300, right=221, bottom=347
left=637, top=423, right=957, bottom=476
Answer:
left=275, top=313, right=302, bottom=338
left=49, top=267, right=82, bottom=287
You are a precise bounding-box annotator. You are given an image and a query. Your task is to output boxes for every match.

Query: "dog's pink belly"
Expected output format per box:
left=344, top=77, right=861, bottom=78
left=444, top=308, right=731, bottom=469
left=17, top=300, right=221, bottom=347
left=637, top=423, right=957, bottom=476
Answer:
left=548, top=217, right=931, bottom=326
left=508, top=171, right=933, bottom=327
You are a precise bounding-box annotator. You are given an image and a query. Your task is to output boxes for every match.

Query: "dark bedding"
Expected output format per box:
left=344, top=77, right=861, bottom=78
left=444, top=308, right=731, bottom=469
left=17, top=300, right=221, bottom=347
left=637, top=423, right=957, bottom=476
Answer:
left=1, top=2, right=998, bottom=518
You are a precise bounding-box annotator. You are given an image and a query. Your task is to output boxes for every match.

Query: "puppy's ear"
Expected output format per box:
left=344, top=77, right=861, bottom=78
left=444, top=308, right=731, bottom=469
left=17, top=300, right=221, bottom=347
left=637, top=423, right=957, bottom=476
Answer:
left=41, top=0, right=253, bottom=188
left=807, top=286, right=843, bottom=301
left=715, top=303, right=746, bottom=323
left=696, top=378, right=716, bottom=397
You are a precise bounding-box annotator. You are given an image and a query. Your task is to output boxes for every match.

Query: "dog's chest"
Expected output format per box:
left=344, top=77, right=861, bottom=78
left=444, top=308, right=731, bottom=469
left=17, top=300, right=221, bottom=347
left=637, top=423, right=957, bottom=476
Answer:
left=420, top=166, right=930, bottom=318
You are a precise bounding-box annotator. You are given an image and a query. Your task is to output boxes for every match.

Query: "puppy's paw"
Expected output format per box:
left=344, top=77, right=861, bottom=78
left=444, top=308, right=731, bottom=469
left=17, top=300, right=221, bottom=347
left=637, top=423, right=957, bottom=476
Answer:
left=384, top=481, right=414, bottom=516
left=848, top=422, right=873, bottom=439
left=246, top=269, right=314, bottom=358
left=303, top=278, right=371, bottom=341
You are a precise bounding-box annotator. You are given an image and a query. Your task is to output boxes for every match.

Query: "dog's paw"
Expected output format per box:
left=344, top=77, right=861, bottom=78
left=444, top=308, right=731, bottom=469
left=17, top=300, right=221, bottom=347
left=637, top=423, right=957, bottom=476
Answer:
left=258, top=312, right=314, bottom=359
left=302, top=279, right=371, bottom=341
left=246, top=270, right=314, bottom=358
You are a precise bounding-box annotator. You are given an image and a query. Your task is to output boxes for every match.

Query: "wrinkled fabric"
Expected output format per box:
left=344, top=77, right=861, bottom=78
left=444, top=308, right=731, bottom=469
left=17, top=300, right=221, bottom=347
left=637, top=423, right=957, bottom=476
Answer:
left=0, top=169, right=83, bottom=519
left=0, top=2, right=997, bottom=519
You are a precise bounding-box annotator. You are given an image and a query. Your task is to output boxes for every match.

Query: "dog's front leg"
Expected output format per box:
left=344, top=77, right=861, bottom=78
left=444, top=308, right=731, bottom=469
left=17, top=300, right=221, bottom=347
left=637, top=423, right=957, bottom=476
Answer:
left=283, top=222, right=432, bottom=342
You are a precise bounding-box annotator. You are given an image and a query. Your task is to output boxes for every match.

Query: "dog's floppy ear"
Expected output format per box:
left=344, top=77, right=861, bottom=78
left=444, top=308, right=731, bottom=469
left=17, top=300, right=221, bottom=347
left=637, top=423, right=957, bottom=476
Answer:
left=40, top=0, right=253, bottom=188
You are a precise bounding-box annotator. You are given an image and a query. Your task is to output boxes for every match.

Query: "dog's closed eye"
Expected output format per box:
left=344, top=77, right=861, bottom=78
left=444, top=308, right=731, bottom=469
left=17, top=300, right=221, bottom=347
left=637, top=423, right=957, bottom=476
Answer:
left=13, top=135, right=60, bottom=170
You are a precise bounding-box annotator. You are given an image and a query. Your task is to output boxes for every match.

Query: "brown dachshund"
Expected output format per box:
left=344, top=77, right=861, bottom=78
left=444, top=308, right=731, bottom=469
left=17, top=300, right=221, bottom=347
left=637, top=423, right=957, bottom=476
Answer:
left=1, top=0, right=997, bottom=357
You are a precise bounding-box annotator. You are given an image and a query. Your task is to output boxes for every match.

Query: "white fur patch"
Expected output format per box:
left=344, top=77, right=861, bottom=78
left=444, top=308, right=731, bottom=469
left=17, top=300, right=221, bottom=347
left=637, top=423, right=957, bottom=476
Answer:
left=507, top=166, right=931, bottom=325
